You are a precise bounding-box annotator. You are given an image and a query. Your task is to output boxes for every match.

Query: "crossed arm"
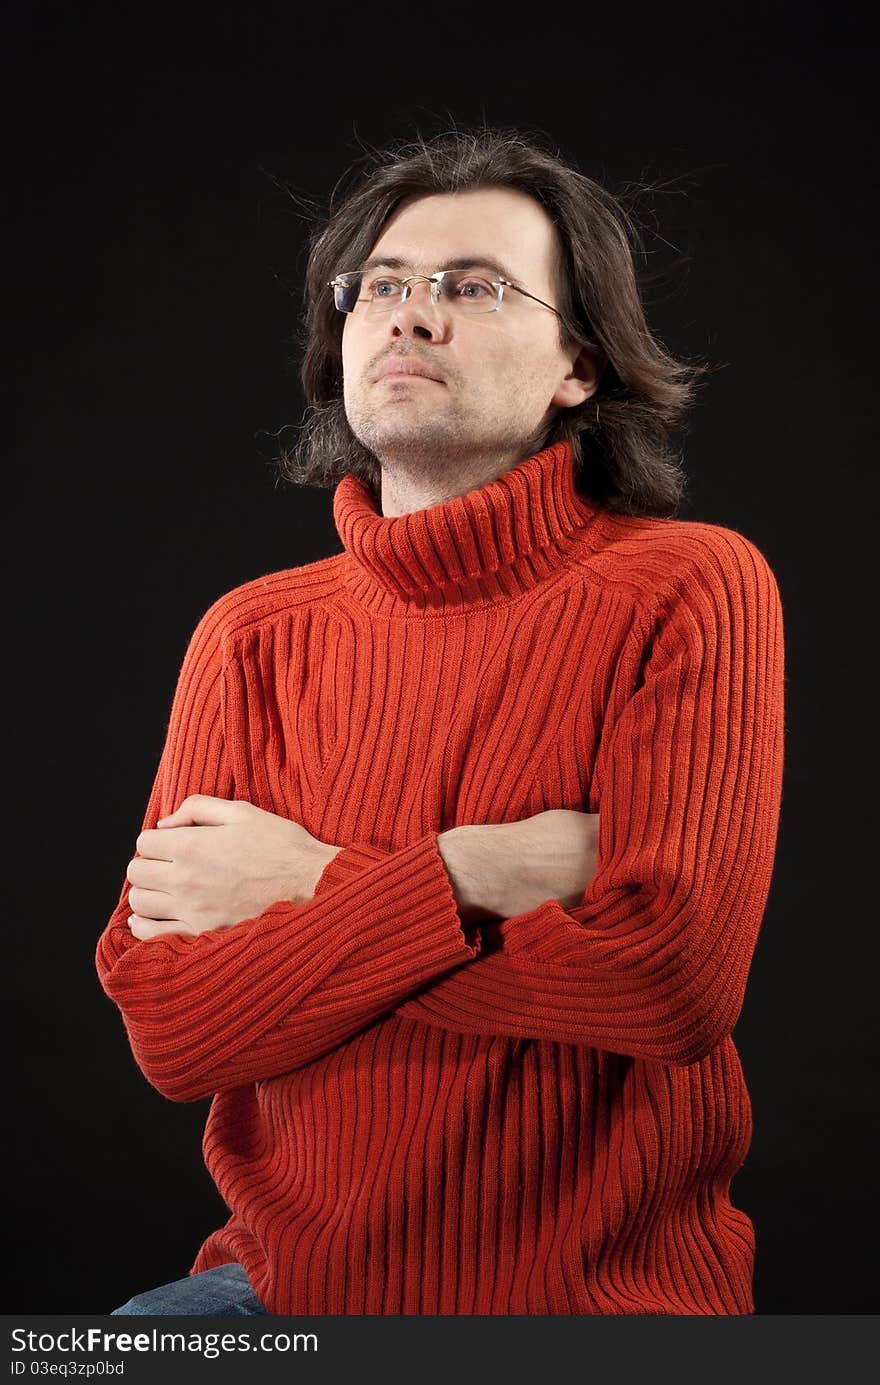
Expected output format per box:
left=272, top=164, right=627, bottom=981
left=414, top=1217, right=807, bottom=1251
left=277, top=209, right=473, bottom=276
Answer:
left=123, top=793, right=596, bottom=941
left=96, top=533, right=785, bottom=1100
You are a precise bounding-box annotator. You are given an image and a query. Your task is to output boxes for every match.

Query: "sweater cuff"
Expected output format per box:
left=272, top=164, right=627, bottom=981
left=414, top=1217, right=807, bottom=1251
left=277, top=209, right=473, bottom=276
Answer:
left=496, top=901, right=572, bottom=956
left=314, top=841, right=391, bottom=896
left=313, top=833, right=482, bottom=961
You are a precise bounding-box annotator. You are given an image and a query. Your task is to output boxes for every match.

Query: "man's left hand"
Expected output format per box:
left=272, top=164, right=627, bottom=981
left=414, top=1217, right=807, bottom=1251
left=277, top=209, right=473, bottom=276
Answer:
left=126, top=795, right=341, bottom=940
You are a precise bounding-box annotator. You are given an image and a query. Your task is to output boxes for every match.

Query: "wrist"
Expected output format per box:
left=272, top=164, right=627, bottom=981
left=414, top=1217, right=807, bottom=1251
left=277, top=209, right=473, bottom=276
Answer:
left=437, top=825, right=502, bottom=923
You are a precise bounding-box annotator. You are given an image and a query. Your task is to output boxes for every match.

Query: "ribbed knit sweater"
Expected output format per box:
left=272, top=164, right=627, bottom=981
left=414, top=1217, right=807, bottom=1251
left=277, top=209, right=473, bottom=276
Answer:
left=95, top=440, right=785, bottom=1315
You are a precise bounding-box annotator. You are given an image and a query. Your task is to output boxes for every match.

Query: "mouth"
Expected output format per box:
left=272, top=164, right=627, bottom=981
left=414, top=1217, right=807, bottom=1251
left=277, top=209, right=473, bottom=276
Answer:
left=378, top=372, right=443, bottom=383
left=373, top=360, right=445, bottom=385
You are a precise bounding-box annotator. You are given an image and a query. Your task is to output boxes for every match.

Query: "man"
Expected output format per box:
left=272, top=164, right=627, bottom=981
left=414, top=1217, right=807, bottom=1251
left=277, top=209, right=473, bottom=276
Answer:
left=97, top=127, right=785, bottom=1316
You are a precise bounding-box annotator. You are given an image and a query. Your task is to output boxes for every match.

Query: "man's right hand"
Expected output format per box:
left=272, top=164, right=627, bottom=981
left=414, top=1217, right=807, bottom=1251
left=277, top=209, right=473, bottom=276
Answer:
left=437, top=809, right=600, bottom=925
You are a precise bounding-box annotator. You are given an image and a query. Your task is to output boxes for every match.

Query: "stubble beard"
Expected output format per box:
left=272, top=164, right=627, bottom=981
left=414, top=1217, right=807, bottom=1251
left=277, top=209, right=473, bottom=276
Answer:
left=346, top=388, right=545, bottom=477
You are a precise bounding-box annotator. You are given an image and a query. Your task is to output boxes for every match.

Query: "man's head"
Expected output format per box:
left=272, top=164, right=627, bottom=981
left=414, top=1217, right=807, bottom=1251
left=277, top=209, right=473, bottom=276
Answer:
left=339, top=185, right=604, bottom=493
left=281, top=127, right=718, bottom=517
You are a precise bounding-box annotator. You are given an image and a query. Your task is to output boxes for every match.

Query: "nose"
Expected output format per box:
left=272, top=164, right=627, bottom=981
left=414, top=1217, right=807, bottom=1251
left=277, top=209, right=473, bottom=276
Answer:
left=387, top=278, right=451, bottom=343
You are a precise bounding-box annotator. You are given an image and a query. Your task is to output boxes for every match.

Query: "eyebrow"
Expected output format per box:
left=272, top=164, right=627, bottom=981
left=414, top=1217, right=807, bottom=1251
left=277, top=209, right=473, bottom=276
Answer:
left=358, top=254, right=520, bottom=283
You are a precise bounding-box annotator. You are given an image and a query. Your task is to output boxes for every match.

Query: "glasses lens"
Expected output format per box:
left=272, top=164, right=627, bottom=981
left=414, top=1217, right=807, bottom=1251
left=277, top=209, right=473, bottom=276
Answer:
left=333, top=273, right=362, bottom=313
left=439, top=270, right=500, bottom=314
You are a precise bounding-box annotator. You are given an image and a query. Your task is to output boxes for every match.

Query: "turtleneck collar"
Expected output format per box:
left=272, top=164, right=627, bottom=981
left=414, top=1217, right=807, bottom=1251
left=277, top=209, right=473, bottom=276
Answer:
left=331, top=441, right=605, bottom=615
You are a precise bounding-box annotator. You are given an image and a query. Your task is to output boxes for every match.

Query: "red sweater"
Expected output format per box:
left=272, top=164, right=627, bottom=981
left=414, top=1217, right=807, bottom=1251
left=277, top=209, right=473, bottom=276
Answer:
left=95, top=441, right=785, bottom=1315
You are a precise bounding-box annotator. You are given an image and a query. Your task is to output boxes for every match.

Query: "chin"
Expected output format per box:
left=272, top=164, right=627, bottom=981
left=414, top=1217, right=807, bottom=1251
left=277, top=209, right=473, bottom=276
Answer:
left=352, top=416, right=457, bottom=454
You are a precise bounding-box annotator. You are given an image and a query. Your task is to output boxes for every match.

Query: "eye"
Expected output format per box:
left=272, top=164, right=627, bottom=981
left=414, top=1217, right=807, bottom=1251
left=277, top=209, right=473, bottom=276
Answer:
left=455, top=276, right=494, bottom=299
left=368, top=277, right=403, bottom=299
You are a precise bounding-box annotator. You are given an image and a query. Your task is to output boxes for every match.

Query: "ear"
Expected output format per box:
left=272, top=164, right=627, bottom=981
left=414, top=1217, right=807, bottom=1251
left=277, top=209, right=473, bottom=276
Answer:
left=551, top=341, right=607, bottom=409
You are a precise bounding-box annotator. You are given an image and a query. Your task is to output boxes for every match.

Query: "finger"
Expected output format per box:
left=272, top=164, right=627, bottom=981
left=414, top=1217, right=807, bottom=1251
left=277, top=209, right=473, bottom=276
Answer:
left=128, top=885, right=175, bottom=919
left=126, top=856, right=174, bottom=889
left=137, top=824, right=231, bottom=866
left=155, top=794, right=244, bottom=828
left=128, top=915, right=191, bottom=940
left=134, top=828, right=176, bottom=861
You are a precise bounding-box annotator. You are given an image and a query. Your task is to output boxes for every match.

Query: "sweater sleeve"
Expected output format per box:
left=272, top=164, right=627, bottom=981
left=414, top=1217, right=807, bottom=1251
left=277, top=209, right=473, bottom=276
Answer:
left=392, top=531, right=786, bottom=1067
left=95, top=600, right=480, bottom=1104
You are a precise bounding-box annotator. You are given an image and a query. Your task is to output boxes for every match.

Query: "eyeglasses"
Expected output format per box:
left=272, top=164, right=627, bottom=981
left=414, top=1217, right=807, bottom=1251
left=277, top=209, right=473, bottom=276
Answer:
left=327, top=267, right=568, bottom=325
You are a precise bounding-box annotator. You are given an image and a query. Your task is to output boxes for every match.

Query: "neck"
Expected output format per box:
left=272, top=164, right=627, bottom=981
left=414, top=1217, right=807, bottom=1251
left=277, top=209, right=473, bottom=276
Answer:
left=377, top=443, right=534, bottom=517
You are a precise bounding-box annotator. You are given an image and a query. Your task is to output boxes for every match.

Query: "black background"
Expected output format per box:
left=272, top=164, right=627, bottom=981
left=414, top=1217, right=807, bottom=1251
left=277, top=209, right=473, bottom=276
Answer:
left=5, top=1, right=876, bottom=1315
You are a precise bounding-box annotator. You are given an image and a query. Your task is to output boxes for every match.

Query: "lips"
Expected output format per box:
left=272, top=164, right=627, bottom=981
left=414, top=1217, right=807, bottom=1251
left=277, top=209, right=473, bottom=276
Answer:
left=374, top=358, right=445, bottom=384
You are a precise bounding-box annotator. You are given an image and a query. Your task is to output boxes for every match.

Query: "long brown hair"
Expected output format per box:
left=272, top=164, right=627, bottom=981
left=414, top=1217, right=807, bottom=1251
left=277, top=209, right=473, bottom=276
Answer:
left=276, top=124, right=723, bottom=518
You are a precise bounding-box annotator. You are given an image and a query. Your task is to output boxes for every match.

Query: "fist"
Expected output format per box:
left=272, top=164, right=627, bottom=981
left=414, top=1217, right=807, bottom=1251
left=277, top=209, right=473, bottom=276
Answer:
left=126, top=794, right=340, bottom=940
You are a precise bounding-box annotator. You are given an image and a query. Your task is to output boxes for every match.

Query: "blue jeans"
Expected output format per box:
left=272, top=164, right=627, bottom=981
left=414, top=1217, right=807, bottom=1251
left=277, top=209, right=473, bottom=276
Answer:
left=110, top=1262, right=269, bottom=1315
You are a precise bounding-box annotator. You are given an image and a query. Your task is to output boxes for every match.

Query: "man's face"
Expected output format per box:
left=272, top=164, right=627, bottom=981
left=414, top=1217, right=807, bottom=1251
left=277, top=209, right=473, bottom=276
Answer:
left=340, top=186, right=598, bottom=475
